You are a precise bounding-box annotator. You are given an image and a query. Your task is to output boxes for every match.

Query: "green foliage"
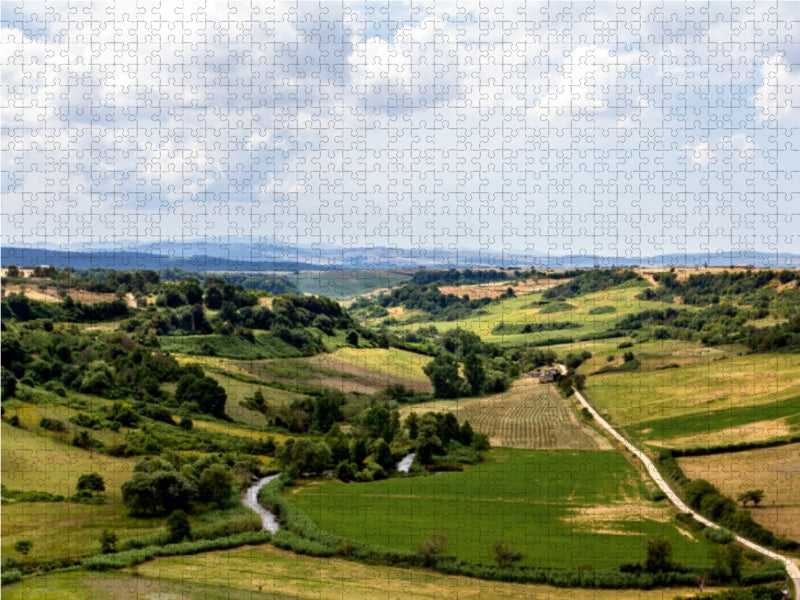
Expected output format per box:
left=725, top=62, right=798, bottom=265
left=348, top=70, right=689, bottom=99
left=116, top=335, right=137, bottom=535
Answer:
left=736, top=489, right=765, bottom=507
left=76, top=473, right=105, bottom=495
left=82, top=531, right=271, bottom=571
left=198, top=464, right=234, bottom=509
left=415, top=532, right=451, bottom=566
left=377, top=283, right=493, bottom=321
left=709, top=543, right=745, bottom=583
left=1, top=569, right=22, bottom=585
left=175, top=372, right=227, bottom=417
left=277, top=438, right=332, bottom=477
left=13, top=540, right=32, bottom=556
left=491, top=539, right=526, bottom=568
left=704, top=528, right=735, bottom=545
left=121, top=462, right=196, bottom=516
left=166, top=510, right=192, bottom=543
left=644, top=537, right=677, bottom=573
left=423, top=353, right=463, bottom=399
left=543, top=269, right=642, bottom=299
left=99, top=530, right=118, bottom=554
left=463, top=352, right=485, bottom=395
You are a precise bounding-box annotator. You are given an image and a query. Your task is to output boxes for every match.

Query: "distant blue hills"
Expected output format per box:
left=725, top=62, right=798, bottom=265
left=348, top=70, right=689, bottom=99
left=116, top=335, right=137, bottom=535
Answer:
left=2, top=241, right=797, bottom=271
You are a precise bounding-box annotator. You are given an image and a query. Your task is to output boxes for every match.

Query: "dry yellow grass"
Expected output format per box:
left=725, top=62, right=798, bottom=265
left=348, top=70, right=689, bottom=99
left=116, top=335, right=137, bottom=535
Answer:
left=2, top=283, right=119, bottom=305
left=678, top=443, right=800, bottom=540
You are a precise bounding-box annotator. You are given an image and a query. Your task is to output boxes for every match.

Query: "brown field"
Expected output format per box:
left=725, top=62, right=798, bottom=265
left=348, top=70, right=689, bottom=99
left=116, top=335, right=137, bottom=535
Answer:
left=1, top=283, right=133, bottom=306
left=401, top=377, right=610, bottom=450
left=678, top=443, right=800, bottom=541
left=438, top=277, right=560, bottom=300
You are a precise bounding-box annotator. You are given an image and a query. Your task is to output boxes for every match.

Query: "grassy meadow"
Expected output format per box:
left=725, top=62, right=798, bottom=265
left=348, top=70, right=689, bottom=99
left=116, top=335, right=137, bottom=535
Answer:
left=288, top=448, right=717, bottom=571
left=2, top=545, right=724, bottom=600
left=583, top=352, right=800, bottom=433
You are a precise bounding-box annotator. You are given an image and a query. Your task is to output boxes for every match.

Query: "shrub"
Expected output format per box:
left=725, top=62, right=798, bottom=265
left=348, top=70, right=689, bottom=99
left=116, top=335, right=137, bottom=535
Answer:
left=1, top=570, right=22, bottom=585
left=704, top=527, right=735, bottom=545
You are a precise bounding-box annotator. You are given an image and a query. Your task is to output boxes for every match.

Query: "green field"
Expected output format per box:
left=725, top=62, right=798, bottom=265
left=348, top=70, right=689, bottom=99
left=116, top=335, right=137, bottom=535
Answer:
left=391, top=283, right=670, bottom=350
left=583, top=352, right=800, bottom=429
left=2, top=545, right=722, bottom=600
left=328, top=347, right=432, bottom=384
left=159, top=331, right=306, bottom=360
left=292, top=269, right=412, bottom=298
left=289, top=448, right=716, bottom=570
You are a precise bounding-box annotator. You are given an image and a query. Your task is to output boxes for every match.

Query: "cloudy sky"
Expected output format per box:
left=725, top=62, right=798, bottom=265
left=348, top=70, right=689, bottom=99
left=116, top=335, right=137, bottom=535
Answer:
left=2, top=1, right=799, bottom=259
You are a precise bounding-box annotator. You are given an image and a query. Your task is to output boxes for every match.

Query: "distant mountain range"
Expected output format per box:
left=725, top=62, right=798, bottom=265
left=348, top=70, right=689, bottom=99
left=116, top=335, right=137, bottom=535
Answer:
left=2, top=241, right=797, bottom=271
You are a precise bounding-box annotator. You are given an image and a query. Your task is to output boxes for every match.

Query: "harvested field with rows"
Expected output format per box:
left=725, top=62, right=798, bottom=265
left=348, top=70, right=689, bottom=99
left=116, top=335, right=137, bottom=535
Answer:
left=402, top=377, right=610, bottom=450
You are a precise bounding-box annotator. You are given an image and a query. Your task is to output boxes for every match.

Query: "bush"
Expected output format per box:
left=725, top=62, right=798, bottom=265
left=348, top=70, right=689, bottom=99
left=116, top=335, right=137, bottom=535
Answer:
left=704, top=527, right=735, bottom=545
left=1, top=570, right=22, bottom=585
left=651, top=491, right=667, bottom=502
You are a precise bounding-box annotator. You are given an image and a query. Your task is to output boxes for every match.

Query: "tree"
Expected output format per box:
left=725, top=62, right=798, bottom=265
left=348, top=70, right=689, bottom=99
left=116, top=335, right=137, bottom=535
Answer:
left=736, top=489, right=765, bottom=508
left=710, top=544, right=744, bottom=583
left=346, top=331, right=359, bottom=346
left=14, top=540, right=32, bottom=556
left=463, top=352, right=485, bottom=395
left=175, top=373, right=227, bottom=418
left=491, top=539, right=526, bottom=568
left=312, top=392, right=344, bottom=433
left=77, top=473, right=106, bottom=496
left=415, top=532, right=449, bottom=567
left=121, top=470, right=196, bottom=516
left=423, top=354, right=463, bottom=399
left=166, top=510, right=191, bottom=543
left=644, top=537, right=675, bottom=573
left=99, top=529, right=117, bottom=554
left=198, top=464, right=233, bottom=509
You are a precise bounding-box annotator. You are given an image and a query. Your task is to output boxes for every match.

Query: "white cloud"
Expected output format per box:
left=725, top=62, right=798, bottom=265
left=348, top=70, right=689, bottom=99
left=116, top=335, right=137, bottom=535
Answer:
left=756, top=53, right=800, bottom=121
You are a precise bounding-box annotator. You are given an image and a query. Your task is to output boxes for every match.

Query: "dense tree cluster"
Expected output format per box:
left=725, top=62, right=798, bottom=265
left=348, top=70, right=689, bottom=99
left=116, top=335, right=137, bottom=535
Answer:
left=543, top=269, right=642, bottom=299
left=377, top=283, right=493, bottom=321
left=121, top=455, right=237, bottom=516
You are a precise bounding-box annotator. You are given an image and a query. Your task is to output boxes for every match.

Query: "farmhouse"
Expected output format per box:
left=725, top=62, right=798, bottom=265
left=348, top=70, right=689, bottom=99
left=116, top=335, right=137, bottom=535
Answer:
left=530, top=368, right=559, bottom=383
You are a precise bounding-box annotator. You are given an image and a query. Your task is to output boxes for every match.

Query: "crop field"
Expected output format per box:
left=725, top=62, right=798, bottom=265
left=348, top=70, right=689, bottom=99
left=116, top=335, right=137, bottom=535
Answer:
left=678, top=443, right=800, bottom=541
left=392, top=283, right=668, bottom=349
left=2, top=545, right=722, bottom=600
left=437, top=276, right=558, bottom=300
left=401, top=378, right=608, bottom=450
left=583, top=352, right=800, bottom=430
left=289, top=448, right=717, bottom=570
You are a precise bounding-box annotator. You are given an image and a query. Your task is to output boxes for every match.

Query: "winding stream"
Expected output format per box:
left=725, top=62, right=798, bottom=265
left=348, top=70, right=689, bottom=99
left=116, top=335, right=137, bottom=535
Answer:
left=242, top=474, right=281, bottom=533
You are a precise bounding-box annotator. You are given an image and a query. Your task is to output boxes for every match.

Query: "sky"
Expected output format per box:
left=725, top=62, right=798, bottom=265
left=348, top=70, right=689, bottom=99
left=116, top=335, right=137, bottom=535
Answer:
left=2, top=1, right=799, bottom=259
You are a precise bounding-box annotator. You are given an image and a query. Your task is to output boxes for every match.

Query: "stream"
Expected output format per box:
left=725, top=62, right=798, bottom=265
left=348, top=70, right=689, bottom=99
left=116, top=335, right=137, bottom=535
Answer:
left=242, top=474, right=281, bottom=533
left=396, top=452, right=415, bottom=473
left=243, top=454, right=416, bottom=533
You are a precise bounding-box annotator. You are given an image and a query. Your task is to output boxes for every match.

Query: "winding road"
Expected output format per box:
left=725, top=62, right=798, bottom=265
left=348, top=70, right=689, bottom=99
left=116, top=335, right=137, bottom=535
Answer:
left=556, top=364, right=800, bottom=597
